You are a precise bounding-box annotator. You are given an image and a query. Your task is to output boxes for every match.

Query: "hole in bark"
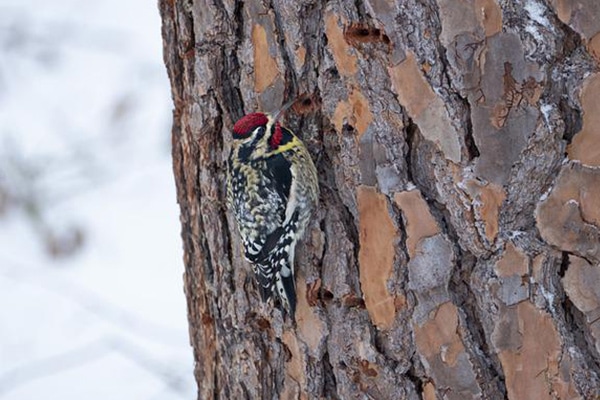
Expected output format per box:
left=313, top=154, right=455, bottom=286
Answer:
left=255, top=316, right=271, bottom=331
left=321, top=288, right=334, bottom=301
left=344, top=23, right=390, bottom=46
left=291, top=94, right=321, bottom=114
left=342, top=123, right=355, bottom=136
left=356, top=28, right=370, bottom=36
left=328, top=67, right=339, bottom=79
left=342, top=293, right=365, bottom=308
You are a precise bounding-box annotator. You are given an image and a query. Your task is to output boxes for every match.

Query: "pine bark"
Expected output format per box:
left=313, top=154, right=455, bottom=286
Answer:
left=159, top=0, right=600, bottom=399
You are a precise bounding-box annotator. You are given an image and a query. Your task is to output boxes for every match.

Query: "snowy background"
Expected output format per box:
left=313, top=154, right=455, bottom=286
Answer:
left=0, top=1, right=195, bottom=398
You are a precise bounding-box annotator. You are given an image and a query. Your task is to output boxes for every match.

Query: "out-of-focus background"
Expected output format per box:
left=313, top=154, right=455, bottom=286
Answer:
left=0, top=1, right=195, bottom=398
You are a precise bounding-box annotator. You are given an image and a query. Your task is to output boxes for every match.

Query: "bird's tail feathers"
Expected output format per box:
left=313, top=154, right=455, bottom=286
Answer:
left=274, top=258, right=297, bottom=320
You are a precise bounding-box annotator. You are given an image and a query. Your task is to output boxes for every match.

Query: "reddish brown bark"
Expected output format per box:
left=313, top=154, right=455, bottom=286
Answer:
left=160, top=1, right=600, bottom=398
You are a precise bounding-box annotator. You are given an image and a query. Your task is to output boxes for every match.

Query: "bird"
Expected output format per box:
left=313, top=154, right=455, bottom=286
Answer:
left=226, top=101, right=318, bottom=320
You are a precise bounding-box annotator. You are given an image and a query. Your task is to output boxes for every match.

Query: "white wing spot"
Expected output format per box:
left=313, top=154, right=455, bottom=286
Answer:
left=280, top=266, right=291, bottom=277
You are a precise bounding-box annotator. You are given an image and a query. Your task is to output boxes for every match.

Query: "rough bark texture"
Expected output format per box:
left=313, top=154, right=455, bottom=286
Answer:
left=159, top=0, right=600, bottom=398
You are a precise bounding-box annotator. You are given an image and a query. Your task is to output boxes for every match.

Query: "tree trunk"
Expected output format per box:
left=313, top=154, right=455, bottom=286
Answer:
left=159, top=0, right=600, bottom=398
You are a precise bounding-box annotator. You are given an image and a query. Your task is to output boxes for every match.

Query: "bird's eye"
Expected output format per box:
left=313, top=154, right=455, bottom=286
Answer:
left=254, top=126, right=266, bottom=139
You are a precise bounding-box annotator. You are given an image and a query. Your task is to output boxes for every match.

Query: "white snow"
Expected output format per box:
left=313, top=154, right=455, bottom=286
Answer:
left=539, top=284, right=556, bottom=313
left=0, top=0, right=195, bottom=399
left=524, top=1, right=552, bottom=42
left=540, top=102, right=553, bottom=125
left=524, top=2, right=550, bottom=28
left=539, top=186, right=553, bottom=202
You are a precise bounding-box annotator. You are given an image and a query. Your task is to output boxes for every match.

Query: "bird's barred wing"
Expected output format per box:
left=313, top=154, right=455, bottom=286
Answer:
left=253, top=211, right=300, bottom=318
left=231, top=153, right=292, bottom=262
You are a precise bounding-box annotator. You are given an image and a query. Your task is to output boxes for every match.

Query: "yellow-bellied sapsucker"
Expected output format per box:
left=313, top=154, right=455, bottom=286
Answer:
left=227, top=104, right=318, bottom=320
